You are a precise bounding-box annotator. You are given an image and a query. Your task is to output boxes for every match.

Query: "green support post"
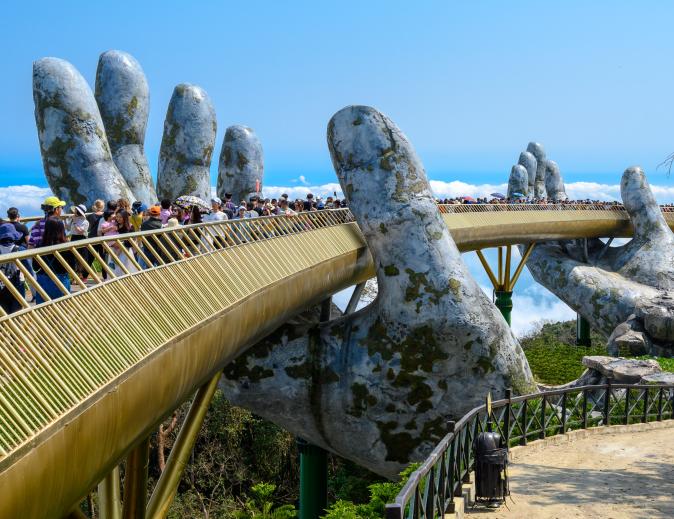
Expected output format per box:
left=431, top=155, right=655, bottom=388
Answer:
left=297, top=439, right=328, bottom=519
left=494, top=291, right=513, bottom=326
left=576, top=314, right=592, bottom=346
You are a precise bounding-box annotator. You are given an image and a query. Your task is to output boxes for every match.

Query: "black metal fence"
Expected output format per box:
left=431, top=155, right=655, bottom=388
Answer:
left=385, top=382, right=674, bottom=519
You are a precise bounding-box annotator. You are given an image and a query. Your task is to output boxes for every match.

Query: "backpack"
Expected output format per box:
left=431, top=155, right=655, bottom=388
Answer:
left=0, top=245, right=20, bottom=290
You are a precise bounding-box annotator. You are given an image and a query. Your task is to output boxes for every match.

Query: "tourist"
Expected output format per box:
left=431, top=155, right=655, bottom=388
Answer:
left=6, top=207, right=28, bottom=246
left=98, top=211, right=119, bottom=237
left=87, top=200, right=105, bottom=238
left=204, top=197, right=227, bottom=222
left=0, top=223, right=23, bottom=314
left=111, top=209, right=137, bottom=276
left=140, top=205, right=163, bottom=266
left=28, top=195, right=66, bottom=248
left=34, top=218, right=72, bottom=304
left=68, top=204, right=89, bottom=240
left=160, top=199, right=172, bottom=225
left=68, top=204, right=90, bottom=279
left=130, top=201, right=146, bottom=232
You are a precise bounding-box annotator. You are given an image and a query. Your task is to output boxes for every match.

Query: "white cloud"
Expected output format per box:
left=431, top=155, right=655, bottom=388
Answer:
left=262, top=183, right=344, bottom=201
left=0, top=185, right=53, bottom=217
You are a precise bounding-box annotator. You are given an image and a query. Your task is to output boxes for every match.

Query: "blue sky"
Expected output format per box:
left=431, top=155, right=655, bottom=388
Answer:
left=3, top=1, right=674, bottom=187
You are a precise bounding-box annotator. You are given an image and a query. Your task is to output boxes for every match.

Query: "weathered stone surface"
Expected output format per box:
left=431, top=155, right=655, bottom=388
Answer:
left=640, top=372, right=674, bottom=385
left=95, top=50, right=157, bottom=204
left=582, top=356, right=661, bottom=383
left=526, top=142, right=547, bottom=199
left=544, top=160, right=568, bottom=201
left=517, top=151, right=537, bottom=198
left=219, top=105, right=536, bottom=478
left=33, top=58, right=134, bottom=206
left=216, top=125, right=264, bottom=203
left=524, top=166, right=674, bottom=349
left=156, top=84, right=216, bottom=202
left=507, top=164, right=528, bottom=199
left=638, top=296, right=674, bottom=342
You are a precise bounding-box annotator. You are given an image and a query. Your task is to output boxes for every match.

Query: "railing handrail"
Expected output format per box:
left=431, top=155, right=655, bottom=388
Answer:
left=0, top=208, right=354, bottom=318
left=386, top=382, right=674, bottom=518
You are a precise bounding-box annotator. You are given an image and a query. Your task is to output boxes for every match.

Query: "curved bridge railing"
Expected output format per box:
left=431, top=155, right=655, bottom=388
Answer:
left=385, top=382, right=674, bottom=519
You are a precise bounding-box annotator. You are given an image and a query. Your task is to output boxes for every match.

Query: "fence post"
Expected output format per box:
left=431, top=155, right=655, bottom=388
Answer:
left=658, top=387, right=664, bottom=421
left=582, top=388, right=588, bottom=429
left=540, top=395, right=547, bottom=439
left=561, top=392, right=567, bottom=434
left=384, top=504, right=402, bottom=519
left=603, top=381, right=611, bottom=426
left=520, top=399, right=528, bottom=446
left=504, top=388, right=512, bottom=446
left=446, top=421, right=457, bottom=513
left=624, top=387, right=630, bottom=426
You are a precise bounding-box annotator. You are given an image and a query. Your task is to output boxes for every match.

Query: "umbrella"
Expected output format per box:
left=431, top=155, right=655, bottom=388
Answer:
left=174, top=195, right=210, bottom=211
left=490, top=192, right=506, bottom=199
left=461, top=196, right=476, bottom=202
left=512, top=192, right=525, bottom=198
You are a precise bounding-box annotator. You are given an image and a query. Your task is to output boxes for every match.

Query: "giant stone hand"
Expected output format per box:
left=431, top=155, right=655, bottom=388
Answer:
left=524, top=163, right=674, bottom=356
left=219, top=106, right=536, bottom=478
left=34, top=52, right=218, bottom=207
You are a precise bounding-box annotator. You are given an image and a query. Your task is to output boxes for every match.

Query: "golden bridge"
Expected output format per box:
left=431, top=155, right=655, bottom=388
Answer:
left=1, top=204, right=671, bottom=519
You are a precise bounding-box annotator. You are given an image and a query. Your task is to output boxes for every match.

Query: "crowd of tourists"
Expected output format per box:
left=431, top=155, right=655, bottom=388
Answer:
left=0, top=192, right=346, bottom=314
left=438, top=196, right=674, bottom=211
left=2, top=189, right=674, bottom=314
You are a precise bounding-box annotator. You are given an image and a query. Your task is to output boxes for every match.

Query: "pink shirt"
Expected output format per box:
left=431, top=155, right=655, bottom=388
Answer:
left=160, top=209, right=171, bottom=225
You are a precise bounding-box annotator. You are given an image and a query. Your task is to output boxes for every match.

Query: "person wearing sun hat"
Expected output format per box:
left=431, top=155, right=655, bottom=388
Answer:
left=28, top=195, right=66, bottom=248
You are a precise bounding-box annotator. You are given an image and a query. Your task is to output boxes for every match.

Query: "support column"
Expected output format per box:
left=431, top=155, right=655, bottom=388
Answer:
left=146, top=372, right=221, bottom=519
left=98, top=467, right=122, bottom=519
left=297, top=297, right=330, bottom=519
left=494, top=291, right=513, bottom=326
left=576, top=314, right=592, bottom=346
left=298, top=439, right=328, bottom=519
left=122, top=436, right=150, bottom=519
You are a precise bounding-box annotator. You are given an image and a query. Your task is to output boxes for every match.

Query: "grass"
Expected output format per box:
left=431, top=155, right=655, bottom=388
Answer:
left=520, top=320, right=674, bottom=385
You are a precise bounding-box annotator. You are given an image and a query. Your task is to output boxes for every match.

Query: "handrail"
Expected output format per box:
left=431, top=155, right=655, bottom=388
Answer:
left=385, top=382, right=674, bottom=518
left=0, top=209, right=354, bottom=318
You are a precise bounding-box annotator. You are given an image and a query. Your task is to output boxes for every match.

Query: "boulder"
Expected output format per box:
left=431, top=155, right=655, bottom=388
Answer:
left=640, top=372, right=674, bottom=385
left=582, top=356, right=661, bottom=383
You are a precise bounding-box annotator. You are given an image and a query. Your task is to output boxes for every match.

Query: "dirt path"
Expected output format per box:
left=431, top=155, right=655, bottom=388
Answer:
left=467, top=426, right=674, bottom=518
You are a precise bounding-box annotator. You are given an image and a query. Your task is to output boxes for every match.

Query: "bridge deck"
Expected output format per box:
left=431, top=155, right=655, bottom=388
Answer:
left=1, top=204, right=672, bottom=518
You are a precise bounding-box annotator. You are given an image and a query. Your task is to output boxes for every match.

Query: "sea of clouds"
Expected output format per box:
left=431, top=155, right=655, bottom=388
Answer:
left=5, top=178, right=673, bottom=336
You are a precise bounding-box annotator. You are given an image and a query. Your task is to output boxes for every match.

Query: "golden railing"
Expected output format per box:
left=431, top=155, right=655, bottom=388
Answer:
left=0, top=209, right=355, bottom=457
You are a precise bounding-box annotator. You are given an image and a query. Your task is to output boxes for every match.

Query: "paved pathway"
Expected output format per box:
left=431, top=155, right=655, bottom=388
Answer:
left=467, top=426, right=674, bottom=518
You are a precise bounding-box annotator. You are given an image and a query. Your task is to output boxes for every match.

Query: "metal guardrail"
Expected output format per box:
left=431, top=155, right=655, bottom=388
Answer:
left=0, top=209, right=353, bottom=318
left=0, top=208, right=355, bottom=456
left=385, top=383, right=674, bottom=519
left=438, top=203, right=630, bottom=213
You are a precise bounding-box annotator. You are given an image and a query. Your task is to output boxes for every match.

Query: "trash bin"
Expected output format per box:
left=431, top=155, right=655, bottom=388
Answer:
left=474, top=430, right=509, bottom=506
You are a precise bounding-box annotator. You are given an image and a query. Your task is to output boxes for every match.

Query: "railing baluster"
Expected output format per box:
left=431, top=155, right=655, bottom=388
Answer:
left=504, top=388, right=512, bottom=446
left=604, top=381, right=611, bottom=426
left=561, top=391, right=567, bottom=434
left=521, top=399, right=528, bottom=445
left=540, top=395, right=546, bottom=439
left=624, top=386, right=630, bottom=425
left=658, top=387, right=664, bottom=421
left=582, top=388, right=588, bottom=429
left=642, top=388, right=649, bottom=423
